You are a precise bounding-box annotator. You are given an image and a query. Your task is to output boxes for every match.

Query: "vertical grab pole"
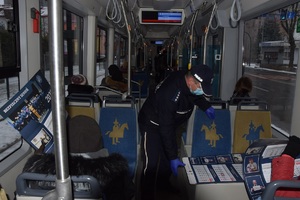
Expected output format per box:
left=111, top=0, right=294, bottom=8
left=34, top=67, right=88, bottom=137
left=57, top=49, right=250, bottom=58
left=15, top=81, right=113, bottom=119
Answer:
left=121, top=0, right=132, bottom=95
left=189, top=10, right=199, bottom=69
left=43, top=0, right=72, bottom=199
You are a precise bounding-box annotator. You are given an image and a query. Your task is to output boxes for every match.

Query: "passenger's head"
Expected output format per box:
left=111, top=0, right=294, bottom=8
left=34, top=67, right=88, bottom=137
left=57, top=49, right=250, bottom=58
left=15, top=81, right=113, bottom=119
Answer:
left=186, top=65, right=214, bottom=96
left=252, top=180, right=257, bottom=185
left=108, top=64, right=123, bottom=81
left=235, top=76, right=252, bottom=93
left=70, top=74, right=88, bottom=85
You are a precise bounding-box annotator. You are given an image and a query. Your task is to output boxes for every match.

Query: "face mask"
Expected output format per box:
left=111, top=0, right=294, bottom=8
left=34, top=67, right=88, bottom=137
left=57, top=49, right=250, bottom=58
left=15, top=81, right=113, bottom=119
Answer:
left=191, top=87, right=204, bottom=95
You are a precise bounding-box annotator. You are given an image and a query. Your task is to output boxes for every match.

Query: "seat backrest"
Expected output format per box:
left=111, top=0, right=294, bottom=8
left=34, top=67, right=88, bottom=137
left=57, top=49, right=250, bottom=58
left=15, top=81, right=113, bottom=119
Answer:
left=229, top=98, right=260, bottom=151
left=96, top=85, right=123, bottom=102
left=261, top=180, right=300, bottom=200
left=16, top=172, right=102, bottom=199
left=131, top=71, right=149, bottom=98
left=65, top=93, right=101, bottom=123
left=232, top=101, right=272, bottom=153
left=186, top=101, right=231, bottom=157
left=190, top=102, right=232, bottom=157
left=99, top=97, right=139, bottom=178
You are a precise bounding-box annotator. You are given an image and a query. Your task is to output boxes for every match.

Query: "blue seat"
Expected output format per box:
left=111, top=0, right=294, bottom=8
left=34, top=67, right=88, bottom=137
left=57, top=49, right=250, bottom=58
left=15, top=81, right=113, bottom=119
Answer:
left=131, top=71, right=149, bottom=98
left=190, top=105, right=232, bottom=156
left=181, top=101, right=232, bottom=157
left=99, top=97, right=139, bottom=178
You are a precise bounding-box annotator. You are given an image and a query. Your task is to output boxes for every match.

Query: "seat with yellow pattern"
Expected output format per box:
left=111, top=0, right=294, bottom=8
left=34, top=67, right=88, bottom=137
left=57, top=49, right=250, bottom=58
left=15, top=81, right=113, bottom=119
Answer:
left=99, top=96, right=139, bottom=179
left=232, top=101, right=272, bottom=153
left=182, top=100, right=232, bottom=157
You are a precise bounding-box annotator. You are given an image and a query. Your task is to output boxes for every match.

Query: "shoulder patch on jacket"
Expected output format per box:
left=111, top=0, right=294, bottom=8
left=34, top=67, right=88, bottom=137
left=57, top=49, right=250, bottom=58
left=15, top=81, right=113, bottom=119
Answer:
left=171, top=90, right=181, bottom=102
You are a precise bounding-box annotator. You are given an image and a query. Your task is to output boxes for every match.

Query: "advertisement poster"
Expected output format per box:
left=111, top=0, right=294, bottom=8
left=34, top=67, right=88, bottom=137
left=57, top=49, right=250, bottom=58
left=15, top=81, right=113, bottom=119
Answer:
left=0, top=70, right=54, bottom=153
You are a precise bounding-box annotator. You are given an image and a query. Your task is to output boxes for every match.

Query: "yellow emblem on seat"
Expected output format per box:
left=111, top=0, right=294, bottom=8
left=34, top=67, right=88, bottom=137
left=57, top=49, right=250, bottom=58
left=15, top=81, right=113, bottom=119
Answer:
left=106, top=119, right=129, bottom=145
left=201, top=121, right=223, bottom=147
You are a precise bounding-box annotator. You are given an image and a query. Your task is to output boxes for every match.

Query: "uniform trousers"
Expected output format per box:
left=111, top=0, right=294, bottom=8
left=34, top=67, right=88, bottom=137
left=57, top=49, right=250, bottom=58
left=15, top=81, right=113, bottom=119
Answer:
left=139, top=123, right=172, bottom=200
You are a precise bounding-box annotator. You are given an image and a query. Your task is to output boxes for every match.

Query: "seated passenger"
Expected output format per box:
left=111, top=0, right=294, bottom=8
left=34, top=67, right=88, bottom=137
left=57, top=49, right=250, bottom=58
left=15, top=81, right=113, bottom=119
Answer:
left=101, top=64, right=128, bottom=92
left=231, top=76, right=252, bottom=104
left=26, top=115, right=135, bottom=200
left=71, top=73, right=88, bottom=85
left=67, top=74, right=94, bottom=95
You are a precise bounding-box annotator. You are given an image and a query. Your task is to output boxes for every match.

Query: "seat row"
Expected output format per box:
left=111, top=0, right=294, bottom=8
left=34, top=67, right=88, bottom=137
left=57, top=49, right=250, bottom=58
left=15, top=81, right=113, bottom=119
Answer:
left=182, top=99, right=272, bottom=157
left=16, top=93, right=140, bottom=200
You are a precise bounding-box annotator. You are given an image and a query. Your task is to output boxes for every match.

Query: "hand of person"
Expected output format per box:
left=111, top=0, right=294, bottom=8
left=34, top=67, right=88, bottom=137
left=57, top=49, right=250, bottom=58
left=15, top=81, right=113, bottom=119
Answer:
left=205, top=106, right=215, bottom=120
left=170, top=158, right=185, bottom=176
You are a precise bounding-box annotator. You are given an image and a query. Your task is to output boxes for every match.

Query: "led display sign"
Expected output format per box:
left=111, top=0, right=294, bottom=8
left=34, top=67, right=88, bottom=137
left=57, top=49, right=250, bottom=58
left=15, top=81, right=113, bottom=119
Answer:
left=140, top=9, right=184, bottom=25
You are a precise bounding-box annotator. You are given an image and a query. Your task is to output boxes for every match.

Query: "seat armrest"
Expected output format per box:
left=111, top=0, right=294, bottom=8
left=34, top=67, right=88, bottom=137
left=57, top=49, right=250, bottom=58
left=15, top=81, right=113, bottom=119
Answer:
left=261, top=180, right=300, bottom=200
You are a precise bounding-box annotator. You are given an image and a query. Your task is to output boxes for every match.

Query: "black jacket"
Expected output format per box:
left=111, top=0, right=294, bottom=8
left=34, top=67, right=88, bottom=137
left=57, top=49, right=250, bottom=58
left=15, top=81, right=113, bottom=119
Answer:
left=138, top=70, right=211, bottom=160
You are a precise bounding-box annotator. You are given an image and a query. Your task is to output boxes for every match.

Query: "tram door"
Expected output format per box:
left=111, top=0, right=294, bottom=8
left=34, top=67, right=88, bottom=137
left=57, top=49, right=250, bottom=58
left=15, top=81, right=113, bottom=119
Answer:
left=207, top=34, right=222, bottom=98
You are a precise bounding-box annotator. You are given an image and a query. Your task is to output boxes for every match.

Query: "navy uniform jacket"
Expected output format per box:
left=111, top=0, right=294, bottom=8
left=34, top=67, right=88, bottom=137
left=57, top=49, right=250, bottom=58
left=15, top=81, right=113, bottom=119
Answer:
left=138, top=70, right=211, bottom=160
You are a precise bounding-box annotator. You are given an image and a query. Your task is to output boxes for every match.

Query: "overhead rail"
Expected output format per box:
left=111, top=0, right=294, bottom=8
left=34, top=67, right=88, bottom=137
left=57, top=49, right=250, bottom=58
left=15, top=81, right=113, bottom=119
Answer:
left=210, top=1, right=219, bottom=30
left=203, top=1, right=218, bottom=64
left=230, top=0, right=242, bottom=22
left=106, top=0, right=125, bottom=28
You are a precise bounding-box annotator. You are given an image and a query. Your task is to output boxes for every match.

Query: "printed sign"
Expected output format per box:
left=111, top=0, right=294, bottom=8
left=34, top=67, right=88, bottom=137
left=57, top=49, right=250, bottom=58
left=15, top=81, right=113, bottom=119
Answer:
left=0, top=70, right=54, bottom=153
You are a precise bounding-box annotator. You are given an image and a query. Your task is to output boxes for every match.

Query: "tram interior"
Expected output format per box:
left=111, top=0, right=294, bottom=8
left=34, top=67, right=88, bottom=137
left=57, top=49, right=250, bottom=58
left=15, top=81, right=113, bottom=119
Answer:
left=1, top=0, right=300, bottom=199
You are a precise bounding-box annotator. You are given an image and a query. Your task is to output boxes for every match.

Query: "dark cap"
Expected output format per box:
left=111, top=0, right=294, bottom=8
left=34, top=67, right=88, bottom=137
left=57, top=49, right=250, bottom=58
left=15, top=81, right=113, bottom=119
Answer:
left=190, top=65, right=214, bottom=96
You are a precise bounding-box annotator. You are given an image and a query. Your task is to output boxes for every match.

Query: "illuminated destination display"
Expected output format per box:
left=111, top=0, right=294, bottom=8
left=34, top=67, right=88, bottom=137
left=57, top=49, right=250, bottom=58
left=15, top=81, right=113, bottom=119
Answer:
left=140, top=10, right=184, bottom=25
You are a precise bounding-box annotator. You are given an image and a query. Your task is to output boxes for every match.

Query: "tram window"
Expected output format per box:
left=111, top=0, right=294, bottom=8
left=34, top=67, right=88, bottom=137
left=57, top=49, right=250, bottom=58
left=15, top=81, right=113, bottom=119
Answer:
left=114, top=34, right=121, bottom=66
left=96, top=28, right=106, bottom=63
left=0, top=0, right=22, bottom=162
left=120, top=37, right=127, bottom=69
left=96, top=27, right=107, bottom=85
left=40, top=0, right=83, bottom=82
left=40, top=2, right=49, bottom=74
left=63, top=10, right=83, bottom=78
left=243, top=2, right=299, bottom=135
left=0, top=0, right=19, bottom=69
left=113, top=34, right=127, bottom=68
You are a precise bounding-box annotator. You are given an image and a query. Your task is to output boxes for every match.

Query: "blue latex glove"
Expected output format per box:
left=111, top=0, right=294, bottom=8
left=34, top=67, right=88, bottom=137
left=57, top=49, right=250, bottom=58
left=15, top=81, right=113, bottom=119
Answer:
left=205, top=106, right=215, bottom=120
left=170, top=158, right=185, bottom=176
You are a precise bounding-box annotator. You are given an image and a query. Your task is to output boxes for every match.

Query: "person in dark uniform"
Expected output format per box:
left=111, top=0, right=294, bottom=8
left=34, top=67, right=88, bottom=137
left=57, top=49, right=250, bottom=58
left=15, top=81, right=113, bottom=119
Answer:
left=138, top=64, right=215, bottom=200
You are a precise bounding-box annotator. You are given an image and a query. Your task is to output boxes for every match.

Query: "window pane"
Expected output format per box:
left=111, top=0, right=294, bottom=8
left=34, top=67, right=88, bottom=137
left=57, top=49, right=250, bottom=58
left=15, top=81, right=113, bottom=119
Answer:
left=96, top=27, right=106, bottom=85
left=0, top=0, right=22, bottom=161
left=114, top=34, right=120, bottom=65
left=0, top=0, right=17, bottom=68
left=243, top=2, right=299, bottom=134
left=40, top=2, right=83, bottom=82
left=40, top=3, right=49, bottom=79
left=63, top=10, right=83, bottom=78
